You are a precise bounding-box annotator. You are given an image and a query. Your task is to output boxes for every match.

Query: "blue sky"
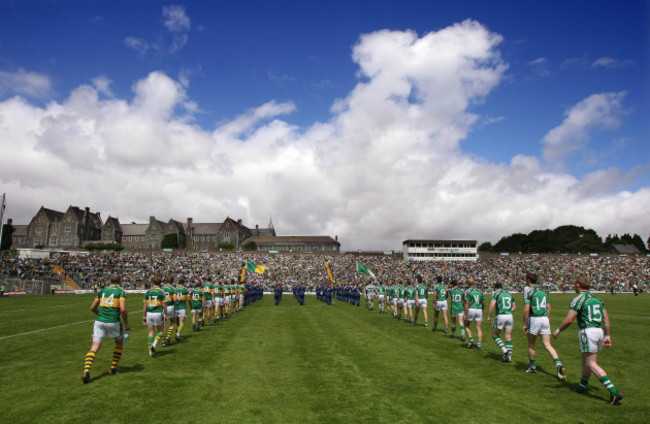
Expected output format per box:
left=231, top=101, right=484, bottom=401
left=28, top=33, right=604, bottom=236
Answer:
left=0, top=0, right=648, bottom=250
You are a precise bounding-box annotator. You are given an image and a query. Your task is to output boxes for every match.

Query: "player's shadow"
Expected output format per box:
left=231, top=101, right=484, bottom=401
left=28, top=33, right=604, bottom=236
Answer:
left=117, top=363, right=145, bottom=374
left=153, top=348, right=176, bottom=357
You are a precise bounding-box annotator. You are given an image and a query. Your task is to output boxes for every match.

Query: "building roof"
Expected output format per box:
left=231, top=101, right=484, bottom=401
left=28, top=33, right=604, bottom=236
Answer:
left=611, top=244, right=640, bottom=254
left=249, top=236, right=339, bottom=245
left=403, top=239, right=477, bottom=244
left=40, top=207, right=64, bottom=221
left=12, top=224, right=28, bottom=237
left=120, top=224, right=149, bottom=236
left=188, top=223, right=221, bottom=234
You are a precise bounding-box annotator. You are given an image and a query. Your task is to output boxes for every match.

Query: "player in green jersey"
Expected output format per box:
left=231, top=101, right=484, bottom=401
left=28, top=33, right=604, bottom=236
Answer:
left=432, top=276, right=449, bottom=333
left=189, top=282, right=204, bottom=332
left=162, top=276, right=177, bottom=347
left=522, top=272, right=565, bottom=379
left=414, top=278, right=428, bottom=328
left=377, top=284, right=386, bottom=313
left=464, top=277, right=484, bottom=350
left=553, top=276, right=624, bottom=405
left=142, top=276, right=167, bottom=358
left=174, top=278, right=189, bottom=341
left=82, top=274, right=130, bottom=384
left=404, top=283, right=416, bottom=323
left=487, top=282, right=516, bottom=362
left=448, top=280, right=466, bottom=341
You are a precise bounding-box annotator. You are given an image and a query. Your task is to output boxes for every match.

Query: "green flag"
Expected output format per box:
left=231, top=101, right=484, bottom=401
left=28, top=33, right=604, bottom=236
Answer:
left=356, top=261, right=375, bottom=279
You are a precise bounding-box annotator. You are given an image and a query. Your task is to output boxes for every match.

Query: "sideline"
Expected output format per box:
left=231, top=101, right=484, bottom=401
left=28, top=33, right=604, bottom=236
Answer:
left=0, top=311, right=142, bottom=342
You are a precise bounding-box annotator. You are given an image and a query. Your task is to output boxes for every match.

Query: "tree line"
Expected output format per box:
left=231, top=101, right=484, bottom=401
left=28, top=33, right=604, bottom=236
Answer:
left=478, top=225, right=649, bottom=254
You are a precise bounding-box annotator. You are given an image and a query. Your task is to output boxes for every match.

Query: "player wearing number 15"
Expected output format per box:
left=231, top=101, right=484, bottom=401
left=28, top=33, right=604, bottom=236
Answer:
left=553, top=276, right=624, bottom=405
left=142, top=276, right=168, bottom=358
left=82, top=274, right=130, bottom=384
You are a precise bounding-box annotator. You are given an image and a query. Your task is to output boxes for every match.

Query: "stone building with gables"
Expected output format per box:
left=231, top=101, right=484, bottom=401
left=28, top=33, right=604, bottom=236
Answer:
left=244, top=235, right=340, bottom=253
left=186, top=217, right=276, bottom=252
left=24, top=206, right=103, bottom=248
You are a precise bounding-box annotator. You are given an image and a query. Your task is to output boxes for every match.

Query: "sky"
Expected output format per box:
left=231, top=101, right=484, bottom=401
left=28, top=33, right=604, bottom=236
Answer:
left=0, top=0, right=648, bottom=251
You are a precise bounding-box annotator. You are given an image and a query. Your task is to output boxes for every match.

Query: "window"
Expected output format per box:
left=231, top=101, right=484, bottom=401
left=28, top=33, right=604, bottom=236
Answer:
left=50, top=236, right=58, bottom=245
left=64, top=225, right=71, bottom=234
left=36, top=226, right=43, bottom=234
left=34, top=236, right=42, bottom=246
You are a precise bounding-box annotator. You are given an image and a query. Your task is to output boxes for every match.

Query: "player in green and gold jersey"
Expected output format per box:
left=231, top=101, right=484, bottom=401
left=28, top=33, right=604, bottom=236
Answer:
left=174, top=278, right=189, bottom=341
left=189, top=282, right=204, bottom=332
left=142, top=276, right=167, bottom=357
left=553, top=276, right=624, bottom=405
left=162, top=276, right=177, bottom=346
left=82, top=274, right=130, bottom=384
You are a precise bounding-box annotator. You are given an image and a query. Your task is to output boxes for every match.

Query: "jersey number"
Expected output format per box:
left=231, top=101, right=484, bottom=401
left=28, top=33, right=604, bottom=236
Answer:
left=587, top=304, right=602, bottom=323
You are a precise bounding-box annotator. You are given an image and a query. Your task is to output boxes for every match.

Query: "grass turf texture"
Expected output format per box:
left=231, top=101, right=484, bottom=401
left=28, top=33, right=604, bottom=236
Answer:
left=0, top=293, right=648, bottom=423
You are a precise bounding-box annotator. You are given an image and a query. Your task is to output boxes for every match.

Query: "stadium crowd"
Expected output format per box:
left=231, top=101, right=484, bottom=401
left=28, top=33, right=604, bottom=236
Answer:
left=0, top=251, right=648, bottom=293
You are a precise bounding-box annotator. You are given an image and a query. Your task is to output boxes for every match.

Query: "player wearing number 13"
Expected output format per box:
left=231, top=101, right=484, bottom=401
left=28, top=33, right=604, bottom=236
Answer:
left=143, top=276, right=168, bottom=358
left=82, top=274, right=130, bottom=384
left=487, top=282, right=515, bottom=362
left=553, top=276, right=624, bottom=405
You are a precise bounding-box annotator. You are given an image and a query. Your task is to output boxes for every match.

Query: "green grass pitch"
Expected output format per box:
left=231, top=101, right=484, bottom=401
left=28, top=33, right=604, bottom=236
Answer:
left=0, top=292, right=648, bottom=423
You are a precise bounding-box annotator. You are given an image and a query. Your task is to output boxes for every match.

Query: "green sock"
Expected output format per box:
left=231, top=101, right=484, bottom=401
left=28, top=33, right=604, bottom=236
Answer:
left=147, top=336, right=154, bottom=349
left=460, top=326, right=466, bottom=335
left=599, top=376, right=618, bottom=395
left=577, top=376, right=589, bottom=393
left=554, top=358, right=563, bottom=367
left=177, top=323, right=184, bottom=335
left=451, top=326, right=456, bottom=334
left=530, top=359, right=536, bottom=368
left=506, top=341, right=513, bottom=354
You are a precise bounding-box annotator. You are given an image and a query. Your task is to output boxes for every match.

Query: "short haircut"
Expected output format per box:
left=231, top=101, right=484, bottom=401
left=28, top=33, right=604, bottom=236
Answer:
left=109, top=274, right=121, bottom=285
left=153, top=276, right=162, bottom=285
left=494, top=282, right=502, bottom=289
left=575, top=276, right=590, bottom=290
left=526, top=272, right=538, bottom=285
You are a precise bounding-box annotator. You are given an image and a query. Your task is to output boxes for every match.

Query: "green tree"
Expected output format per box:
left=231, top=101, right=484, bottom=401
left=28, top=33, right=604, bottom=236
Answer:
left=161, top=233, right=178, bottom=249
left=1, top=223, right=14, bottom=250
left=477, top=241, right=493, bottom=252
left=242, top=241, right=257, bottom=251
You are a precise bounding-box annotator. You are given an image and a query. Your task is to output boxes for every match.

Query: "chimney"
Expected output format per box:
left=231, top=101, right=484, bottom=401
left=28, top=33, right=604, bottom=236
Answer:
left=7, top=218, right=12, bottom=225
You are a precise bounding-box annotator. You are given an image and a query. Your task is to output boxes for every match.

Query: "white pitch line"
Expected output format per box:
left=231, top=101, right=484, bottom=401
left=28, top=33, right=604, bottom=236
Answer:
left=0, top=311, right=142, bottom=341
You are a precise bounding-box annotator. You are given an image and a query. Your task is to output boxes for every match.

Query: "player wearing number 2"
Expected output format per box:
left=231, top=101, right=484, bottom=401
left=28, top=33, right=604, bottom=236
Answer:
left=522, top=272, right=565, bottom=379
left=487, top=282, right=515, bottom=362
left=553, top=276, right=624, bottom=405
left=82, top=274, right=130, bottom=384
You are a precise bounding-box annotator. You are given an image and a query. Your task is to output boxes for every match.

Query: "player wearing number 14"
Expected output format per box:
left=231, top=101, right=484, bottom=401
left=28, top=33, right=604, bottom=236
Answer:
left=553, top=276, right=624, bottom=405
left=82, top=274, right=130, bottom=384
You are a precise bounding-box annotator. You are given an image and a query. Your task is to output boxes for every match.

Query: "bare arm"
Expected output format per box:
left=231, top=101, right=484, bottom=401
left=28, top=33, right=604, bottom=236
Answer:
left=552, top=310, right=577, bottom=338
left=120, top=297, right=130, bottom=331
left=603, top=310, right=612, bottom=347
left=90, top=298, right=100, bottom=315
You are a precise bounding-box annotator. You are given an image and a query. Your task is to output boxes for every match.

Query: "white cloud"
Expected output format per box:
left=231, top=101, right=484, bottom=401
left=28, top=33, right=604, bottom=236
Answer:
left=124, top=36, right=151, bottom=55
left=1, top=21, right=648, bottom=250
left=592, top=56, right=634, bottom=68
left=541, top=92, right=627, bottom=169
left=0, top=69, right=52, bottom=98
left=163, top=5, right=190, bottom=32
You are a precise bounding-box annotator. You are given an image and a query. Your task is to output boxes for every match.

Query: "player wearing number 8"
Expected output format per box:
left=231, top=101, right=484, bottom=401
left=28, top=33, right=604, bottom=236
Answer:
left=553, top=276, right=624, bottom=405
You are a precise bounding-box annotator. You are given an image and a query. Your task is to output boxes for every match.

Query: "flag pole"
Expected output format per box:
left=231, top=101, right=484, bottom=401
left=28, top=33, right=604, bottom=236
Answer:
left=0, top=193, right=5, bottom=249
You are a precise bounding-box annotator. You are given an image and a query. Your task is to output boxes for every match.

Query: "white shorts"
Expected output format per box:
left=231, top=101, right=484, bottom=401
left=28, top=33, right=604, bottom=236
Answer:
left=417, top=299, right=427, bottom=308
left=146, top=312, right=164, bottom=327
left=451, top=309, right=464, bottom=318
left=191, top=307, right=203, bottom=314
left=493, top=314, right=514, bottom=330
left=378, top=295, right=385, bottom=302
left=215, top=297, right=224, bottom=306
left=175, top=309, right=187, bottom=319
left=397, top=299, right=405, bottom=307
left=579, top=327, right=604, bottom=353
left=466, top=309, right=483, bottom=322
left=92, top=320, right=122, bottom=343
left=528, top=316, right=551, bottom=336
left=406, top=300, right=415, bottom=309
left=435, top=301, right=448, bottom=311
left=392, top=298, right=398, bottom=305
left=225, top=297, right=231, bottom=305
left=165, top=305, right=176, bottom=319
left=204, top=299, right=213, bottom=308
left=366, top=294, right=375, bottom=301
left=238, top=294, right=244, bottom=301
